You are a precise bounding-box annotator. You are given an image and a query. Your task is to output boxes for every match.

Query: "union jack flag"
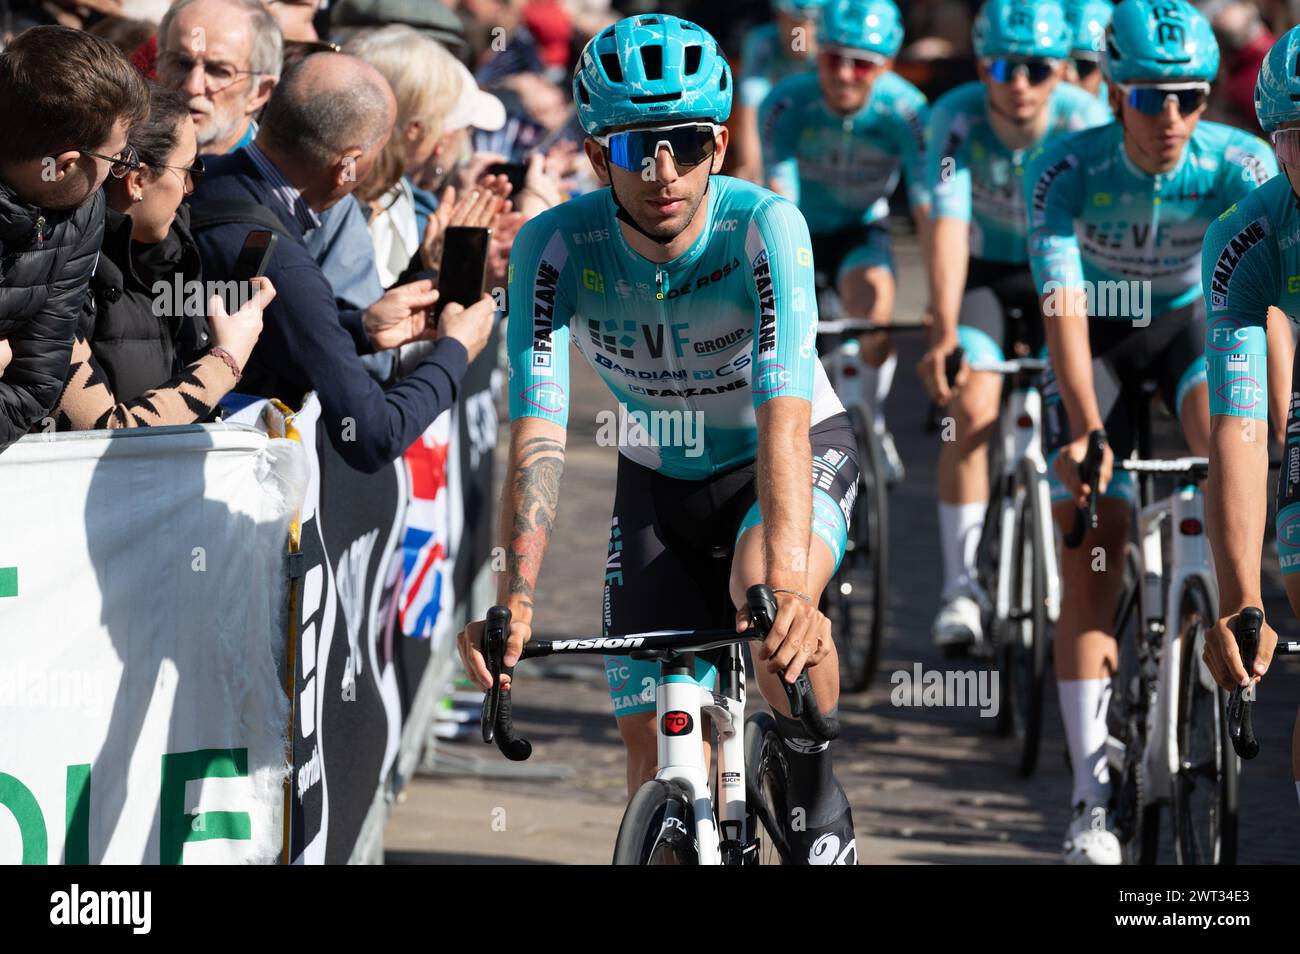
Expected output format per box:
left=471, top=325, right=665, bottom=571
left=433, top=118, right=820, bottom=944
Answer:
left=399, top=414, right=453, bottom=638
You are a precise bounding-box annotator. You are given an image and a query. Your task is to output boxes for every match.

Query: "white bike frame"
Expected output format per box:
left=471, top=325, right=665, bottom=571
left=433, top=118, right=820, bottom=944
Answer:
left=1113, top=461, right=1220, bottom=802
left=652, top=658, right=750, bottom=865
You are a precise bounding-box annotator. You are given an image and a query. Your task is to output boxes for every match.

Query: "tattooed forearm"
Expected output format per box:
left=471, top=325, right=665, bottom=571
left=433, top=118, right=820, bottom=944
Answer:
left=498, top=430, right=565, bottom=616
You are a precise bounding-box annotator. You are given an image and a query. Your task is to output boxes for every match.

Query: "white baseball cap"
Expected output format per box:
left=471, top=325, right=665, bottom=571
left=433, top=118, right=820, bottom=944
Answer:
left=444, top=59, right=507, bottom=133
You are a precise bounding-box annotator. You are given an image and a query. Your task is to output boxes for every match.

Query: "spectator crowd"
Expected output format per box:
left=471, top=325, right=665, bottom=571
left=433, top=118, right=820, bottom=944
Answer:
left=0, top=0, right=1289, bottom=461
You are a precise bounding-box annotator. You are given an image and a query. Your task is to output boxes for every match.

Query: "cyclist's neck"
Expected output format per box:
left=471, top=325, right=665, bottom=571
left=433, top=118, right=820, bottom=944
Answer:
left=987, top=100, right=1052, bottom=153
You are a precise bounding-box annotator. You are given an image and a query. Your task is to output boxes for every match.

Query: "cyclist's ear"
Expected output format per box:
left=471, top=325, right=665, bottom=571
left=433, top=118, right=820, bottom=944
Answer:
left=709, top=126, right=729, bottom=175
left=583, top=138, right=610, bottom=185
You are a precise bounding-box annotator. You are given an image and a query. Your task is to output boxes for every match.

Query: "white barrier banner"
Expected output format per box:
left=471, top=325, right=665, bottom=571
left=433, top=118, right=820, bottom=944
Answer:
left=0, top=425, right=307, bottom=864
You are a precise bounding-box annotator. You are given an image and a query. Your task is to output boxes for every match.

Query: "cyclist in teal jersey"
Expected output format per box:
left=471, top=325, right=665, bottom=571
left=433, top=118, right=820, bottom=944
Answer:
left=1066, top=0, right=1113, bottom=105
left=731, top=0, right=828, bottom=184
left=1024, top=0, right=1276, bottom=863
left=918, top=0, right=1108, bottom=652
left=456, top=14, right=860, bottom=864
left=759, top=0, right=930, bottom=478
left=1200, top=25, right=1300, bottom=806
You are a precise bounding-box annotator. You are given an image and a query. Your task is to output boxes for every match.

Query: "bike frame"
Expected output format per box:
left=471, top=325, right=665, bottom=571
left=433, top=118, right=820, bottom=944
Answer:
left=653, top=646, right=751, bottom=865
left=1124, top=467, right=1219, bottom=801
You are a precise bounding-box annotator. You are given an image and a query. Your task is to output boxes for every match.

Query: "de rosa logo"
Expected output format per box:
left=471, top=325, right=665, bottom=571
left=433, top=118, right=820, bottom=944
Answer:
left=662, top=710, right=694, bottom=736
left=521, top=381, right=567, bottom=414
left=1214, top=376, right=1263, bottom=411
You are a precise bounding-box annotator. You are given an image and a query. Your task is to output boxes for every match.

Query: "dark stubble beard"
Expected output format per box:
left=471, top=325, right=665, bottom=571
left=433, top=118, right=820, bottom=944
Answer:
left=632, top=180, right=709, bottom=244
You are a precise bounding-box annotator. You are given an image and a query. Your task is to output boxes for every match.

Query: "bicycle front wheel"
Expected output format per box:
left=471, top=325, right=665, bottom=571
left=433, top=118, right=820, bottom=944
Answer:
left=1002, top=460, right=1051, bottom=777
left=612, top=779, right=700, bottom=865
left=1171, top=577, right=1238, bottom=865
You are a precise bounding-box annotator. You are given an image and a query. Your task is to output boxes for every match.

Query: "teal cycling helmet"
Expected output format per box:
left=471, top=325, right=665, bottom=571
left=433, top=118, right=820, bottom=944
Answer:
left=973, top=0, right=1072, bottom=60
left=1254, top=24, right=1300, bottom=134
left=1067, top=0, right=1113, bottom=55
left=573, top=15, right=732, bottom=137
left=820, top=0, right=905, bottom=58
left=774, top=0, right=830, bottom=17
left=1103, top=0, right=1218, bottom=84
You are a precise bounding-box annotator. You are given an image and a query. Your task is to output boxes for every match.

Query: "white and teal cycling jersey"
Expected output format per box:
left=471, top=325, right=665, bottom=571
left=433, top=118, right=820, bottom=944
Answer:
left=1025, top=120, right=1277, bottom=317
left=1203, top=173, right=1300, bottom=422
left=927, top=81, right=1110, bottom=264
left=506, top=176, right=844, bottom=480
left=757, top=70, right=930, bottom=234
left=739, top=22, right=813, bottom=109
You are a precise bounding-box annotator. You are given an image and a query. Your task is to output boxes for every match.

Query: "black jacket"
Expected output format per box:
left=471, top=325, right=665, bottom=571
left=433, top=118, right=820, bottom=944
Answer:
left=80, top=205, right=211, bottom=404
left=0, top=180, right=106, bottom=451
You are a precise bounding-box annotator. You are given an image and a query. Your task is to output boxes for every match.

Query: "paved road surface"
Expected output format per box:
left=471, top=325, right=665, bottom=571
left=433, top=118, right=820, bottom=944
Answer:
left=385, top=233, right=1300, bottom=865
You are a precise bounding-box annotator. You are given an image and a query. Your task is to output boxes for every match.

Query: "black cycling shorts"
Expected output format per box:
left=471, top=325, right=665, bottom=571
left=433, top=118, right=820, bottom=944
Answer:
left=956, top=258, right=1045, bottom=363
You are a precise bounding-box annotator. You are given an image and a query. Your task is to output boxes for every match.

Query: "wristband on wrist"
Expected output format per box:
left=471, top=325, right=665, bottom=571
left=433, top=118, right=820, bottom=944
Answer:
left=209, top=346, right=242, bottom=380
left=772, top=587, right=813, bottom=605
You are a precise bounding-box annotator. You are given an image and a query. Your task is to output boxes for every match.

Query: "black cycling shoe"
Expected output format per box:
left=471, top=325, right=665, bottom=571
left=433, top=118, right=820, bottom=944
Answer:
left=784, top=799, right=858, bottom=865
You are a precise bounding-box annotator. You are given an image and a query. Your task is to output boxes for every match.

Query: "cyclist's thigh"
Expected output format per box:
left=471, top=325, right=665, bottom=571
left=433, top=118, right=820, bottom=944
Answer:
left=603, top=455, right=718, bottom=720
left=836, top=225, right=895, bottom=318
left=731, top=412, right=861, bottom=591
left=1149, top=301, right=1210, bottom=445
left=956, top=259, right=1010, bottom=365
left=1043, top=328, right=1136, bottom=507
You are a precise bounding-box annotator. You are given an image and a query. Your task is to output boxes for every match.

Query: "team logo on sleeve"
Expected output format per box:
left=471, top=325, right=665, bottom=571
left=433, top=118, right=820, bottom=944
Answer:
left=520, top=381, right=567, bottom=414
left=753, top=361, right=790, bottom=395
left=532, top=260, right=561, bottom=352
left=1030, top=156, right=1076, bottom=218
left=797, top=247, right=813, bottom=268
left=752, top=251, right=778, bottom=356
left=1209, top=218, right=1269, bottom=307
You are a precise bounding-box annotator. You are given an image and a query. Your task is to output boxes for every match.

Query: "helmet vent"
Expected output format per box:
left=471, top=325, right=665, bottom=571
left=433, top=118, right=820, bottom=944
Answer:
left=684, top=45, right=702, bottom=75
left=720, top=67, right=728, bottom=91
left=640, top=16, right=660, bottom=24
left=641, top=44, right=664, bottom=80
left=629, top=92, right=682, bottom=104
left=577, top=78, right=590, bottom=105
left=1294, top=50, right=1300, bottom=76
left=600, top=26, right=614, bottom=40
left=600, top=52, right=624, bottom=82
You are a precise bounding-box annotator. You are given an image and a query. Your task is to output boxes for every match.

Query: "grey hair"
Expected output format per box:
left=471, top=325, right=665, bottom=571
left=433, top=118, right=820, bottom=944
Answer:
left=159, top=0, right=284, bottom=81
left=259, top=56, right=394, bottom=168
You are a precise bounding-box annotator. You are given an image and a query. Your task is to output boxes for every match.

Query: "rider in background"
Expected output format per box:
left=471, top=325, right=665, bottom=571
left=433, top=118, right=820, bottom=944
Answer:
left=1065, top=0, right=1113, bottom=106
left=730, top=0, right=827, bottom=184
left=1200, top=24, right=1300, bottom=807
left=759, top=0, right=931, bottom=482
left=1024, top=0, right=1276, bottom=863
left=919, top=0, right=1108, bottom=653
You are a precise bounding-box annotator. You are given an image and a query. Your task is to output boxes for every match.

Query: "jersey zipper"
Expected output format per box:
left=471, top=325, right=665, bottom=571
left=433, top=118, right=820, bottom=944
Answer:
left=655, top=263, right=708, bottom=474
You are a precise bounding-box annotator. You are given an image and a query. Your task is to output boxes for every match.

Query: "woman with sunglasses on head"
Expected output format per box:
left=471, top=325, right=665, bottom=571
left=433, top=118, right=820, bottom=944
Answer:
left=52, top=84, right=274, bottom=430
left=1201, top=24, right=1300, bottom=810
left=759, top=0, right=931, bottom=485
left=1023, top=0, right=1277, bottom=864
left=920, top=0, right=1109, bottom=656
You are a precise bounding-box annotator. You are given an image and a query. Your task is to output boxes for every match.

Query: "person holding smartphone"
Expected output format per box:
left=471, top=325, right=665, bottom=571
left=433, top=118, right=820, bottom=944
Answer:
left=54, top=84, right=275, bottom=430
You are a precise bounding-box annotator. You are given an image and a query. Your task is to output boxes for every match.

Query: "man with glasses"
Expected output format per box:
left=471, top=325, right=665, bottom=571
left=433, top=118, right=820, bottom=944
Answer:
left=1066, top=0, right=1113, bottom=103
left=1023, top=0, right=1276, bottom=863
left=0, top=26, right=149, bottom=453
left=459, top=14, right=861, bottom=864
left=157, top=0, right=282, bottom=158
left=1200, top=24, right=1300, bottom=808
left=759, top=0, right=931, bottom=482
left=920, top=0, right=1109, bottom=654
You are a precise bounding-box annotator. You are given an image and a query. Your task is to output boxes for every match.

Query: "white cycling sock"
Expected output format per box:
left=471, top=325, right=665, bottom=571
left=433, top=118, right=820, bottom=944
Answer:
left=873, top=352, right=896, bottom=424
left=938, top=501, right=984, bottom=600
left=1059, top=677, right=1113, bottom=806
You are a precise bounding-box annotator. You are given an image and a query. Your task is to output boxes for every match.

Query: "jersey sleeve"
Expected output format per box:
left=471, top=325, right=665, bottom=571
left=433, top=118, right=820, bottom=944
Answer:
left=1069, top=91, right=1112, bottom=132
left=927, top=91, right=972, bottom=223
left=758, top=85, right=801, bottom=203
left=1220, top=133, right=1280, bottom=206
left=506, top=213, right=577, bottom=428
left=894, top=86, right=932, bottom=211
left=744, top=196, right=818, bottom=410
left=1202, top=199, right=1279, bottom=421
left=1024, top=137, right=1088, bottom=296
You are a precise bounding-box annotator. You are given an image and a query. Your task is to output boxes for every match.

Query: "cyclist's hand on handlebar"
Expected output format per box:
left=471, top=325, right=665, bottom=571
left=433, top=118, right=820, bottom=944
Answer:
left=736, top=602, right=833, bottom=670
left=1204, top=611, right=1277, bottom=693
left=457, top=615, right=532, bottom=692
left=916, top=339, right=964, bottom=405
left=1054, top=432, right=1113, bottom=507
left=750, top=590, right=827, bottom=682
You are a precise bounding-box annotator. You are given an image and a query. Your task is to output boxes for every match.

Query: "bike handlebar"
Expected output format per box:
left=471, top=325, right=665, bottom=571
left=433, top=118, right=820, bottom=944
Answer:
left=1064, top=429, right=1107, bottom=549
left=478, top=584, right=839, bottom=761
left=1226, top=607, right=1263, bottom=760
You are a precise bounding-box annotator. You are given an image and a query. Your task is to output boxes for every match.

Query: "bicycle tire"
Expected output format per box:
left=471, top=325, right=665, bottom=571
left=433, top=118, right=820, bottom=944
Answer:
left=1003, top=459, right=1050, bottom=776
left=824, top=403, right=887, bottom=693
left=1171, top=577, right=1238, bottom=865
left=744, top=711, right=791, bottom=864
left=612, top=779, right=700, bottom=865
left=1110, top=543, right=1161, bottom=865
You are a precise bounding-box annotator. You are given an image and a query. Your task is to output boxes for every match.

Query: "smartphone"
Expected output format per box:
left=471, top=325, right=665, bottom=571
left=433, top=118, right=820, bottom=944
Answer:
left=436, top=226, right=490, bottom=315
left=232, top=230, right=278, bottom=283
left=485, top=161, right=528, bottom=197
